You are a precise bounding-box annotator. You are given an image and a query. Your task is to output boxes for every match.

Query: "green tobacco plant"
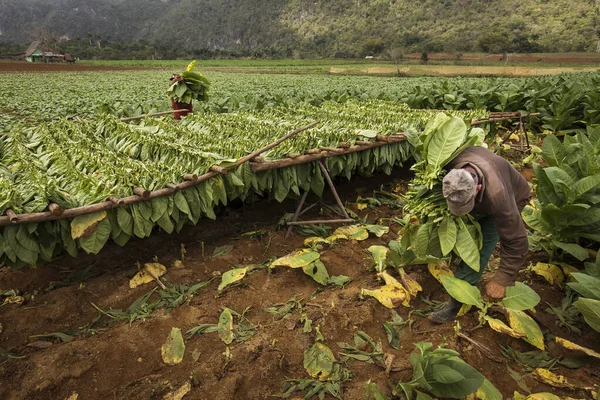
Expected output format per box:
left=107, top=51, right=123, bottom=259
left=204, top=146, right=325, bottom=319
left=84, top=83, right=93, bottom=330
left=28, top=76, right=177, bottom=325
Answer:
left=567, top=252, right=600, bottom=332
left=393, top=342, right=492, bottom=399
left=524, top=127, right=600, bottom=260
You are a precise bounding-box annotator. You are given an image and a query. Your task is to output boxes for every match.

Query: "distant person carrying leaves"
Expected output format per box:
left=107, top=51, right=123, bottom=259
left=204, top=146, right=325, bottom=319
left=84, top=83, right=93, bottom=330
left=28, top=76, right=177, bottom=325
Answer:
left=428, top=146, right=531, bottom=324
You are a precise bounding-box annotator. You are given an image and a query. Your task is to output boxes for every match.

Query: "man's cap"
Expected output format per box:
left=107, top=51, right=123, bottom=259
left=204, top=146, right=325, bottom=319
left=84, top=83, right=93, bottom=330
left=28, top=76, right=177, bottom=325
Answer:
left=442, top=169, right=477, bottom=216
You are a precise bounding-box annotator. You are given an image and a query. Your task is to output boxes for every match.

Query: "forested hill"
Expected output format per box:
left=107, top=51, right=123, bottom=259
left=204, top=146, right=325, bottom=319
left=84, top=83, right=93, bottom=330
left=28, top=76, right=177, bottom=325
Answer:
left=0, top=0, right=597, bottom=58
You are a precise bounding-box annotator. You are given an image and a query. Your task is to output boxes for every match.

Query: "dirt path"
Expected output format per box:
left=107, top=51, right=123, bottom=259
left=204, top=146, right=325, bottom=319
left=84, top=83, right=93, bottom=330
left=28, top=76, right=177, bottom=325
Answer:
left=0, top=170, right=598, bottom=399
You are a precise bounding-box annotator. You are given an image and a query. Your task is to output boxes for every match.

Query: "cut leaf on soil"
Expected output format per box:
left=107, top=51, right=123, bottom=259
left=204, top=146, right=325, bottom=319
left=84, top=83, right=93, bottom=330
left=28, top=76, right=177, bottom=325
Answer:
left=212, top=244, right=234, bottom=258
left=304, top=341, right=337, bottom=381
left=270, top=249, right=320, bottom=269
left=218, top=267, right=248, bottom=293
left=531, top=262, right=565, bottom=286
left=368, top=245, right=388, bottom=272
left=555, top=337, right=600, bottom=359
left=161, top=327, right=185, bottom=365
left=218, top=308, right=235, bottom=344
left=531, top=368, right=575, bottom=389
left=333, top=225, right=369, bottom=241
left=130, top=263, right=167, bottom=289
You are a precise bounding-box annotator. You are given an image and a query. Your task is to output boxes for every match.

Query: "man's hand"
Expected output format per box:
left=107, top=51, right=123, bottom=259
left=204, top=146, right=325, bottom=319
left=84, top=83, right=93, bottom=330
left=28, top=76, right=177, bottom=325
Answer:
left=484, top=281, right=506, bottom=302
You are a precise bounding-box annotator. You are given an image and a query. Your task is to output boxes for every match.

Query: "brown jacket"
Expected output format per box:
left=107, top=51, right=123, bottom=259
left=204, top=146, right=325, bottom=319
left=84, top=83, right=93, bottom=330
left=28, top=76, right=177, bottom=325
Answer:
left=447, top=146, right=531, bottom=286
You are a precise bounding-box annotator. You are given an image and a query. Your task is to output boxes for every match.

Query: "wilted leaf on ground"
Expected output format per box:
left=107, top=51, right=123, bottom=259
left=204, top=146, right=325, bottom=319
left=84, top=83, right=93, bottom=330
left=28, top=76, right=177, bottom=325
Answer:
left=365, top=224, right=389, bottom=238
left=328, top=275, right=352, bottom=287
left=531, top=368, right=575, bottom=389
left=218, top=267, right=248, bottom=293
left=212, top=244, right=234, bottom=258
left=302, top=260, right=330, bottom=285
left=513, top=393, right=560, bottom=400
left=161, top=328, right=185, bottom=365
left=71, top=211, right=107, bottom=239
left=270, top=249, right=320, bottom=269
left=218, top=308, right=235, bottom=344
left=398, top=268, right=422, bottom=296
left=531, top=263, right=564, bottom=286
left=333, top=225, right=369, bottom=241
left=360, top=272, right=409, bottom=308
left=65, top=393, right=79, bottom=400
left=304, top=342, right=337, bottom=381
left=130, top=263, right=167, bottom=289
left=163, top=382, right=191, bottom=400
left=555, top=337, right=600, bottom=360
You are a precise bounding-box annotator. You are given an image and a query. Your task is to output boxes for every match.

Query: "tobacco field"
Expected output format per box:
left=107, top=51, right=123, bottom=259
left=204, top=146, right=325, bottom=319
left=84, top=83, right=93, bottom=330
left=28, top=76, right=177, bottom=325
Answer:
left=0, top=63, right=599, bottom=400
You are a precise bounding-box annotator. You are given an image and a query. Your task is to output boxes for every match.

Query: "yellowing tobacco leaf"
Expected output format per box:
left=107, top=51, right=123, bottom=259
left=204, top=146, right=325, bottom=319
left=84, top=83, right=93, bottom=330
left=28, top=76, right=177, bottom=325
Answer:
left=325, top=233, right=347, bottom=243
left=304, top=342, right=336, bottom=381
left=398, top=268, right=422, bottom=296
left=304, top=237, right=329, bottom=248
left=485, top=316, right=526, bottom=338
left=507, top=309, right=545, bottom=350
left=555, top=337, right=600, bottom=360
left=361, top=272, right=409, bottom=308
left=71, top=211, right=107, bottom=239
left=559, top=264, right=580, bottom=278
left=218, top=267, right=248, bottom=293
left=428, top=261, right=453, bottom=282
left=532, top=368, right=574, bottom=389
left=218, top=308, right=235, bottom=345
left=457, top=304, right=472, bottom=316
left=129, top=263, right=167, bottom=289
left=161, top=327, right=185, bottom=365
left=270, top=249, right=320, bottom=269
left=509, top=133, right=521, bottom=142
left=531, top=262, right=564, bottom=286
left=333, top=225, right=369, bottom=241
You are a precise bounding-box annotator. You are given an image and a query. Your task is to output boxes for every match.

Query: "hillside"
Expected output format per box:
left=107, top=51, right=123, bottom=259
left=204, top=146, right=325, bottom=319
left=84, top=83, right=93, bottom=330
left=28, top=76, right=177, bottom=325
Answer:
left=0, top=0, right=597, bottom=58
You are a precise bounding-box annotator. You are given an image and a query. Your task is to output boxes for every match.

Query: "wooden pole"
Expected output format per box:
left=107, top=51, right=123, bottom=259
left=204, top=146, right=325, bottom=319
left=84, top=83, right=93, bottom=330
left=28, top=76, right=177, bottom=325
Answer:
left=0, top=121, right=320, bottom=227
left=249, top=134, right=407, bottom=172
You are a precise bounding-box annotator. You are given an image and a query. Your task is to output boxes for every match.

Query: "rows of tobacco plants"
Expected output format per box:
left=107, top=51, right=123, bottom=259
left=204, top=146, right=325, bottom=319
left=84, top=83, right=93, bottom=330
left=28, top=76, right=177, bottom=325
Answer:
left=0, top=101, right=485, bottom=268
left=1, top=70, right=600, bottom=132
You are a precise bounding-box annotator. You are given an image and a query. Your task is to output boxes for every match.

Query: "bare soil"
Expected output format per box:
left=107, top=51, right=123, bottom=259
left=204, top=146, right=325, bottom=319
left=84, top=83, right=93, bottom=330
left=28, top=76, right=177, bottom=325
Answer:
left=0, top=61, right=144, bottom=72
left=0, top=170, right=598, bottom=400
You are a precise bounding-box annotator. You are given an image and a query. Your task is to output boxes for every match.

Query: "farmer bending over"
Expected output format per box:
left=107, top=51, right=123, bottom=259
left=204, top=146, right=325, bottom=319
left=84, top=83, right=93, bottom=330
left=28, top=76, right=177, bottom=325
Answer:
left=429, top=146, right=531, bottom=324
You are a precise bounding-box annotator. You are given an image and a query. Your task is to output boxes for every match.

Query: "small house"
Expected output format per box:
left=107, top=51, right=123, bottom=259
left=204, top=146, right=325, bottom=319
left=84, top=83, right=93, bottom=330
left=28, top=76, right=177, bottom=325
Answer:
left=24, top=41, right=44, bottom=62
left=24, top=41, right=65, bottom=62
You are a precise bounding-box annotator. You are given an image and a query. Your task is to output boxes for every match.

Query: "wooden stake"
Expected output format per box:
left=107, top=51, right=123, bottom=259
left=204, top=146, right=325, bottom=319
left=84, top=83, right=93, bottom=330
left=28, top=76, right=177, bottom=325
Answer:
left=133, top=188, right=150, bottom=198
left=48, top=203, right=64, bottom=216
left=183, top=174, right=198, bottom=181
left=6, top=209, right=18, bottom=223
left=165, top=183, right=180, bottom=191
left=209, top=165, right=228, bottom=174
left=108, top=196, right=124, bottom=205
